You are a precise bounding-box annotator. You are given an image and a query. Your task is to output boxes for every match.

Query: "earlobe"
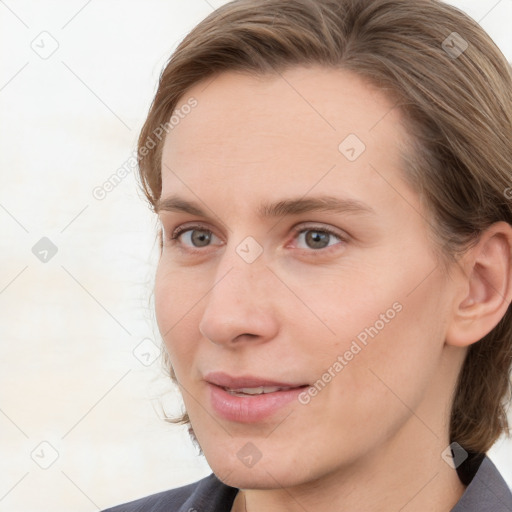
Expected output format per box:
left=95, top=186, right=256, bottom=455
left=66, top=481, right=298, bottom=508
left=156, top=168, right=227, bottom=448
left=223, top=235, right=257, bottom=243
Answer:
left=446, top=221, right=512, bottom=348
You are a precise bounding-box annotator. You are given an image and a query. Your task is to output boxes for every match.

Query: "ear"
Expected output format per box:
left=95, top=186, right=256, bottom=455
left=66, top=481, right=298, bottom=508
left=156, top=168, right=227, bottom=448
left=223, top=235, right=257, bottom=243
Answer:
left=446, top=221, right=512, bottom=347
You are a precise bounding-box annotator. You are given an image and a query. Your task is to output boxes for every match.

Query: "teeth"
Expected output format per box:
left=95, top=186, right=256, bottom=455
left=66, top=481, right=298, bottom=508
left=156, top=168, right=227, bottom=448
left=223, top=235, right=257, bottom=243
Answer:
left=225, top=386, right=289, bottom=396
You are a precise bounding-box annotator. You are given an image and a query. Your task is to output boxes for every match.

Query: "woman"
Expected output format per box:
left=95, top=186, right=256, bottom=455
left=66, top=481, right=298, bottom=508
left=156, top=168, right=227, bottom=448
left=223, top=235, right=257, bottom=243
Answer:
left=104, top=0, right=512, bottom=510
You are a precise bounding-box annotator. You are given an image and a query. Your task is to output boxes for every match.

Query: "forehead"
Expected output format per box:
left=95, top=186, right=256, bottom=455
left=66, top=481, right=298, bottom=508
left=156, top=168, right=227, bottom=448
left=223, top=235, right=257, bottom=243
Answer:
left=160, top=66, right=411, bottom=210
left=164, top=66, right=402, bottom=147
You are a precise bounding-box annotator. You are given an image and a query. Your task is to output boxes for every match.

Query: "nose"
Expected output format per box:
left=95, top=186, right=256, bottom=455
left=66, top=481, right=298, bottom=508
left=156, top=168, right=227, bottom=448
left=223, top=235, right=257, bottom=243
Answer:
left=198, top=250, right=279, bottom=347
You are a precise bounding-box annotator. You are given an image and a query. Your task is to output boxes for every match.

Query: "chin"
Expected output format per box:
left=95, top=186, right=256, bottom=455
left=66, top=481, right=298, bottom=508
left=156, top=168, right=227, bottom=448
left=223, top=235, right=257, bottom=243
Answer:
left=212, top=462, right=302, bottom=490
left=201, top=441, right=314, bottom=490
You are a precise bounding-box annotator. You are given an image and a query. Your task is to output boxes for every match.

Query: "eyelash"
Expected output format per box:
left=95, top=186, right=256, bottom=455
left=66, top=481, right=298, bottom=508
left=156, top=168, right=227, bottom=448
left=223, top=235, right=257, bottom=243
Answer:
left=167, top=223, right=347, bottom=253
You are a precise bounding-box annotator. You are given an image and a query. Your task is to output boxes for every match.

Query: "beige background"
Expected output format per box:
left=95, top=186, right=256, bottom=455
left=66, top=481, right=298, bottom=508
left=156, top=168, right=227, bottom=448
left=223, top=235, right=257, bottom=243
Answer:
left=1, top=1, right=511, bottom=510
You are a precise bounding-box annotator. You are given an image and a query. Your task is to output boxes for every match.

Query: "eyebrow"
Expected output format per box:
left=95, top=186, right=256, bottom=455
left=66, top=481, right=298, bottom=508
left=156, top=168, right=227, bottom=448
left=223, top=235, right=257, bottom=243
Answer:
left=156, top=195, right=375, bottom=218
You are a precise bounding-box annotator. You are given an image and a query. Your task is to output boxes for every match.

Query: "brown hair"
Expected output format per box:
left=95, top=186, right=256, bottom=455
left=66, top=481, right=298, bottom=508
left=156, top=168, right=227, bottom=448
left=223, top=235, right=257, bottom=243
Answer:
left=138, top=0, right=512, bottom=453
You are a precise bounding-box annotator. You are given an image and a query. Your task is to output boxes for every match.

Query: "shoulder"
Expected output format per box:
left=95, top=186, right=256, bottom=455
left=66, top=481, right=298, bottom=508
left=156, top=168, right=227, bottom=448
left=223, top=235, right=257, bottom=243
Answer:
left=102, top=473, right=239, bottom=512
left=452, top=455, right=512, bottom=512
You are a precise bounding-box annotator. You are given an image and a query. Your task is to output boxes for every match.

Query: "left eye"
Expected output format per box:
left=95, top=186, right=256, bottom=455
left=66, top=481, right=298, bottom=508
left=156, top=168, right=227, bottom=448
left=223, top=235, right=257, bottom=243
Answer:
left=295, top=229, right=342, bottom=250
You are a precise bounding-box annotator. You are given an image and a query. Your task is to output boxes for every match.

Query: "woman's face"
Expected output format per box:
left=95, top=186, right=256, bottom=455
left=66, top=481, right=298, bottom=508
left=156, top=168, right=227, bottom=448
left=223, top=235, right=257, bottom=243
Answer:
left=154, top=67, right=463, bottom=489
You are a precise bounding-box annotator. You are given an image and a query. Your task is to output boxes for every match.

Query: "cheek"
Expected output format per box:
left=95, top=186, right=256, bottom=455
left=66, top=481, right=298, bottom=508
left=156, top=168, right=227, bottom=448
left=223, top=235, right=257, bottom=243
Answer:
left=300, top=252, right=449, bottom=397
left=154, top=259, right=207, bottom=328
left=291, top=275, right=450, bottom=460
left=283, top=261, right=401, bottom=351
left=154, top=262, right=205, bottom=370
left=330, top=271, right=449, bottom=419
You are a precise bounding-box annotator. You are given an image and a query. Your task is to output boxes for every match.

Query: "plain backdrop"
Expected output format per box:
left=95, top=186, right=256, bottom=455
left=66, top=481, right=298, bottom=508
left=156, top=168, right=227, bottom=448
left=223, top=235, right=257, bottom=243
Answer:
left=0, top=1, right=511, bottom=511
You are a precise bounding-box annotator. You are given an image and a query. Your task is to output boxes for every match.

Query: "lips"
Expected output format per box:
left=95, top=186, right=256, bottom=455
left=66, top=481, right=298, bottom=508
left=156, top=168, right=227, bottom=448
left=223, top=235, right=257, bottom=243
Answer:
left=204, top=371, right=308, bottom=390
left=204, top=372, right=309, bottom=422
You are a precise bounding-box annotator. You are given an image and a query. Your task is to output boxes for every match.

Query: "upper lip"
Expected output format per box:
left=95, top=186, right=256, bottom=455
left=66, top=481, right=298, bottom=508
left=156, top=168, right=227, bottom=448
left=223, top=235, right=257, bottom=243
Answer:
left=204, top=371, right=308, bottom=389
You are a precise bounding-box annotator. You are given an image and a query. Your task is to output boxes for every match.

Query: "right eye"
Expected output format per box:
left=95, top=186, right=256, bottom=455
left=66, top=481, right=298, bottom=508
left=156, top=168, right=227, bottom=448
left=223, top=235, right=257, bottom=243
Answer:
left=170, top=225, right=223, bottom=249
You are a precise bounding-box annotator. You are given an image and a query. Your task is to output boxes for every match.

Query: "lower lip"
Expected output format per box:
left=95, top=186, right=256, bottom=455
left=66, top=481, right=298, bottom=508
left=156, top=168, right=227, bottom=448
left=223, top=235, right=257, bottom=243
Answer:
left=208, top=383, right=307, bottom=423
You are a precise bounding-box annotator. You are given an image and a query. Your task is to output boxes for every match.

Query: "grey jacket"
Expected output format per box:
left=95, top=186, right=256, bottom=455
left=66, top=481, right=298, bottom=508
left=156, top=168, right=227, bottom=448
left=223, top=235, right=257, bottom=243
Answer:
left=103, top=455, right=512, bottom=511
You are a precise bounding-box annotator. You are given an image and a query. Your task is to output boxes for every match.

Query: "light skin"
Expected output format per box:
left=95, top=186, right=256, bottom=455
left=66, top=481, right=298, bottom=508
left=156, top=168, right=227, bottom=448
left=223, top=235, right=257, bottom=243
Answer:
left=154, top=66, right=512, bottom=512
